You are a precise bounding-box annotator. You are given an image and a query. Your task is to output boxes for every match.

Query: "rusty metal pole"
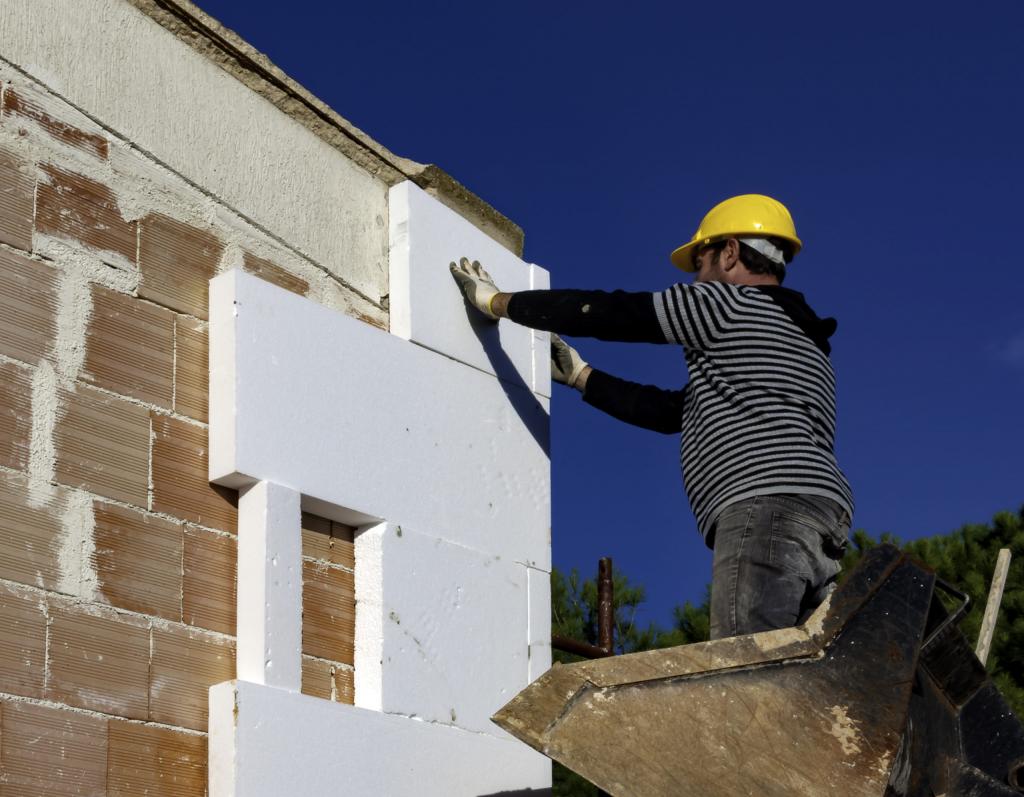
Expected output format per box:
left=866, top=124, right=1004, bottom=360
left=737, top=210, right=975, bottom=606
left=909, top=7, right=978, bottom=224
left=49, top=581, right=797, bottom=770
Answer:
left=598, top=557, right=614, bottom=655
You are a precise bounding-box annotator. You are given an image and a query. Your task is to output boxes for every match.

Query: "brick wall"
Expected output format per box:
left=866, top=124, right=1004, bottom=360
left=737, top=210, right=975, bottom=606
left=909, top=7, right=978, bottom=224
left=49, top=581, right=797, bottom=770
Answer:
left=0, top=69, right=370, bottom=794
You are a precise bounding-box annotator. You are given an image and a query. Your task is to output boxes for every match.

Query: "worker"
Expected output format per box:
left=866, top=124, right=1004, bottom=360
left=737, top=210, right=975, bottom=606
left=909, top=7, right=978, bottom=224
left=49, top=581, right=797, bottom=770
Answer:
left=451, top=194, right=854, bottom=640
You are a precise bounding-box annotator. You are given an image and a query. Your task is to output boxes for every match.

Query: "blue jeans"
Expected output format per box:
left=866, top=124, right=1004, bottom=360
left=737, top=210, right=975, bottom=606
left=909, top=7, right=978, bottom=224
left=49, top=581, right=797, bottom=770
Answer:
left=708, top=494, right=851, bottom=640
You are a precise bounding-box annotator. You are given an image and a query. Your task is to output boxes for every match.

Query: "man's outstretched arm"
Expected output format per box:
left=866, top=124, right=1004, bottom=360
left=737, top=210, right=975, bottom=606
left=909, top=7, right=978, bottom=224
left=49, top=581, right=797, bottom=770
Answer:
left=450, top=258, right=666, bottom=344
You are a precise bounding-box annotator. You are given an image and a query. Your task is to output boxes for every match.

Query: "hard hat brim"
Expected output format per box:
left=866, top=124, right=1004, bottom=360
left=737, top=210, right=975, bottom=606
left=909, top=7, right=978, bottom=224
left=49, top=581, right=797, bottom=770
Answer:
left=670, top=239, right=704, bottom=273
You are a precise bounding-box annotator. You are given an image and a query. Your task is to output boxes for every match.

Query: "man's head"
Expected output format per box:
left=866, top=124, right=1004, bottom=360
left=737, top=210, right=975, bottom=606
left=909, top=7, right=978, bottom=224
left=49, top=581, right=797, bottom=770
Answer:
left=693, top=236, right=791, bottom=285
left=671, top=194, right=801, bottom=281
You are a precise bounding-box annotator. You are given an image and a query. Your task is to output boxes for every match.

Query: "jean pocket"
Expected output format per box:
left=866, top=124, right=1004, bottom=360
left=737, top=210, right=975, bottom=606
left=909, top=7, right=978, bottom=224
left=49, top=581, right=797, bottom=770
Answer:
left=768, top=511, right=821, bottom=577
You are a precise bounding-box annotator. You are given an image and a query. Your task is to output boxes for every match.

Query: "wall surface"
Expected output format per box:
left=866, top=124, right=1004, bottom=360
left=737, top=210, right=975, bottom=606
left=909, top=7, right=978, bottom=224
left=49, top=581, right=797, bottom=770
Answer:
left=0, top=0, right=549, bottom=793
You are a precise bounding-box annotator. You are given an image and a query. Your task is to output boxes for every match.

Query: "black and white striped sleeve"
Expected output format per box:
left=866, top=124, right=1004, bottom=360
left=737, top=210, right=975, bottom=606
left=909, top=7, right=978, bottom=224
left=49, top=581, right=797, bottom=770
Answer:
left=653, top=282, right=735, bottom=350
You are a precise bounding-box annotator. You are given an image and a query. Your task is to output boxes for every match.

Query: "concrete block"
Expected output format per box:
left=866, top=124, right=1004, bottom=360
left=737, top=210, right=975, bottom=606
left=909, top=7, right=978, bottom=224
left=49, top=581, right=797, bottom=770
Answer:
left=209, top=269, right=550, bottom=569
left=209, top=680, right=551, bottom=797
left=389, top=182, right=551, bottom=396
left=368, top=524, right=529, bottom=737
left=236, top=481, right=302, bottom=691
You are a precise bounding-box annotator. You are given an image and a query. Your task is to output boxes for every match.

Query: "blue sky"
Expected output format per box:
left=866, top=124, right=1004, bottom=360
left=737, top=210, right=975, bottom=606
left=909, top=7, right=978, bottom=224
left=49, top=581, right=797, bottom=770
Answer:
left=194, top=0, right=1024, bottom=627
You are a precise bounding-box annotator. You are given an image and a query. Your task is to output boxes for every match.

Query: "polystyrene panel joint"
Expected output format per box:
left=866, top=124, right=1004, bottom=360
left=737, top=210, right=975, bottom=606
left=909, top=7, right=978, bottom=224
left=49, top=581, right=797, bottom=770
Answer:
left=389, top=181, right=551, bottom=396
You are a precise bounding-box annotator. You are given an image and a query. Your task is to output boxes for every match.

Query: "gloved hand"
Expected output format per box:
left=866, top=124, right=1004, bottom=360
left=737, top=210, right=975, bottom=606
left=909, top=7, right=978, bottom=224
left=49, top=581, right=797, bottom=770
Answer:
left=551, top=334, right=589, bottom=390
left=450, top=257, right=500, bottom=321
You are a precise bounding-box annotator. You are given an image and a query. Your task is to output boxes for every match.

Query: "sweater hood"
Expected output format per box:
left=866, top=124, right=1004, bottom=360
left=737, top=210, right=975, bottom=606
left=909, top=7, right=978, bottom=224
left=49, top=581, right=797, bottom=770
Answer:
left=754, top=286, right=837, bottom=356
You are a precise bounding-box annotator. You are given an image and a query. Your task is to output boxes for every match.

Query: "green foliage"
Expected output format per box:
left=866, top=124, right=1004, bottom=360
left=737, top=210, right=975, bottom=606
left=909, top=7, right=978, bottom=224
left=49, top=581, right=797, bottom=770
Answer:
left=841, top=506, right=1024, bottom=716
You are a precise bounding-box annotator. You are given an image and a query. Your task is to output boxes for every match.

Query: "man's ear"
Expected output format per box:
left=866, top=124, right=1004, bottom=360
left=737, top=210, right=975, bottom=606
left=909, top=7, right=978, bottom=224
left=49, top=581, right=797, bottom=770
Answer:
left=720, top=238, right=741, bottom=272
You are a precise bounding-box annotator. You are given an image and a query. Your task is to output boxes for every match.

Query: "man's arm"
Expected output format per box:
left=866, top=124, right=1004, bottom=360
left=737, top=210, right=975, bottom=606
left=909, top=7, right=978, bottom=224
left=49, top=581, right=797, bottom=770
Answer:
left=450, top=257, right=666, bottom=343
left=497, top=289, right=665, bottom=343
left=552, top=334, right=683, bottom=435
left=452, top=259, right=685, bottom=433
left=583, top=369, right=684, bottom=434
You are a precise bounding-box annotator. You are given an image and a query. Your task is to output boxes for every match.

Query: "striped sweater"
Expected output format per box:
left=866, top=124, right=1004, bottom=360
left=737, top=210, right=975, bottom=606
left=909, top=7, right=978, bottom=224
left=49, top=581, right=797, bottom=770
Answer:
left=507, top=282, right=854, bottom=540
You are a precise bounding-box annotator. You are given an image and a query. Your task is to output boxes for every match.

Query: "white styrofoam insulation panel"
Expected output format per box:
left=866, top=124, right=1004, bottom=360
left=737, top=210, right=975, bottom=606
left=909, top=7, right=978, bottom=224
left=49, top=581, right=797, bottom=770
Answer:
left=527, top=566, right=553, bottom=683
left=235, top=481, right=302, bottom=691
left=389, top=181, right=552, bottom=398
left=210, top=681, right=551, bottom=797
left=208, top=248, right=552, bottom=792
left=209, top=268, right=551, bottom=570
left=359, top=523, right=529, bottom=737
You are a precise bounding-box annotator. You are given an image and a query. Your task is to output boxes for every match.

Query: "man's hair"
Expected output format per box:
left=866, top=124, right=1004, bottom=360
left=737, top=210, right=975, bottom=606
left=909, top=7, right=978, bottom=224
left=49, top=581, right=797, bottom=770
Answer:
left=708, top=237, right=789, bottom=284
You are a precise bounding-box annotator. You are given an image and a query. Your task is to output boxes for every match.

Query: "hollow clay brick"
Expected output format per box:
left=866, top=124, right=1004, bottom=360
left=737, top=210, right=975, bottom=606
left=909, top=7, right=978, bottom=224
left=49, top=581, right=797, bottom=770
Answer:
left=139, top=214, right=222, bottom=319
left=107, top=719, right=206, bottom=796
left=0, top=248, right=58, bottom=365
left=46, top=601, right=150, bottom=720
left=301, top=656, right=354, bottom=705
left=0, top=700, right=108, bottom=796
left=83, top=286, right=174, bottom=408
left=0, top=148, right=34, bottom=252
left=2, top=88, right=109, bottom=160
left=301, top=513, right=355, bottom=570
left=93, top=502, right=182, bottom=621
left=182, top=526, right=236, bottom=635
left=149, top=625, right=234, bottom=731
left=54, top=384, right=150, bottom=507
left=0, top=360, right=32, bottom=471
left=173, top=316, right=208, bottom=422
left=151, top=413, right=237, bottom=532
left=37, top=164, right=136, bottom=264
left=0, top=584, right=46, bottom=699
left=242, top=251, right=309, bottom=297
left=0, top=474, right=63, bottom=589
left=302, top=560, right=355, bottom=664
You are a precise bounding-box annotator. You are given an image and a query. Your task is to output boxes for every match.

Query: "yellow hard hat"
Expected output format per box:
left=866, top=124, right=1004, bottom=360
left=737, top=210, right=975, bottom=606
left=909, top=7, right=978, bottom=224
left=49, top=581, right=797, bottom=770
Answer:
left=670, top=194, right=803, bottom=272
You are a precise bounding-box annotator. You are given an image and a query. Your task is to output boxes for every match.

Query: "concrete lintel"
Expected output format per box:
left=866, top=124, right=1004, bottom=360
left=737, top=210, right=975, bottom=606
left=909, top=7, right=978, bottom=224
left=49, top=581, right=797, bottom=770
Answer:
left=123, top=0, right=525, bottom=256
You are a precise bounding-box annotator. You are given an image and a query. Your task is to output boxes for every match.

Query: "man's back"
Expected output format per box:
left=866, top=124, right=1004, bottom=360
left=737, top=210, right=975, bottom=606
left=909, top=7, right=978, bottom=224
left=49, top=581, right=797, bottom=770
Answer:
left=654, top=281, right=853, bottom=539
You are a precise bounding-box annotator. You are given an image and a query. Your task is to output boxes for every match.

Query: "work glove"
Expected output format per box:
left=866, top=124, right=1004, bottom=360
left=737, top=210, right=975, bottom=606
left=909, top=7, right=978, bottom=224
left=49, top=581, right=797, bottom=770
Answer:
left=450, top=257, right=500, bottom=321
left=550, top=334, right=589, bottom=390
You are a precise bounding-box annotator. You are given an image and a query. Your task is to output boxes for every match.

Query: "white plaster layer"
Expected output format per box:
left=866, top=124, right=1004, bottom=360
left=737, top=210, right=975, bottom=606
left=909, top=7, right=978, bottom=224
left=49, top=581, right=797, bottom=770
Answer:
left=1, top=0, right=389, bottom=301
left=27, top=361, right=59, bottom=508
left=57, top=490, right=98, bottom=600
left=209, top=269, right=551, bottom=570
left=389, top=182, right=551, bottom=395
left=527, top=566, right=553, bottom=682
left=236, top=481, right=302, bottom=691
left=209, top=680, right=551, bottom=797
left=373, top=524, right=529, bottom=737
